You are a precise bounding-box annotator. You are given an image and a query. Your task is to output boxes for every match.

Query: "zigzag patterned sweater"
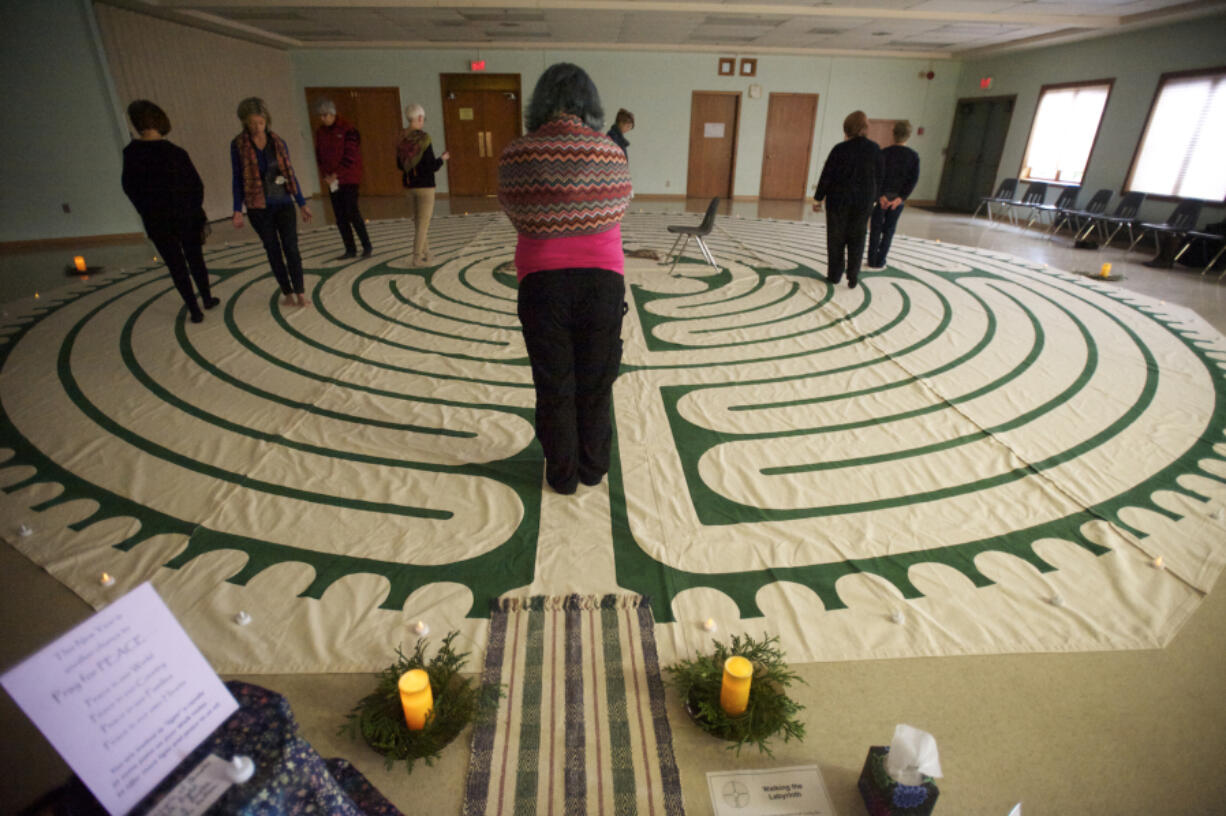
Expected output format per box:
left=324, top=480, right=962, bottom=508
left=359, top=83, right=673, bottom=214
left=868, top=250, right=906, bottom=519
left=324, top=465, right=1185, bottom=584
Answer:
left=498, top=114, right=632, bottom=279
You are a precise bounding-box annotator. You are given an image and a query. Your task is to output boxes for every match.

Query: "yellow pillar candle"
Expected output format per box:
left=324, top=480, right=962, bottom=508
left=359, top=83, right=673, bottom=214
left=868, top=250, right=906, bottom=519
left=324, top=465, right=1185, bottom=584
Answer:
left=73, top=256, right=87, bottom=272
left=398, top=669, right=433, bottom=730
left=1100, top=262, right=1112, bottom=278
left=720, top=656, right=753, bottom=716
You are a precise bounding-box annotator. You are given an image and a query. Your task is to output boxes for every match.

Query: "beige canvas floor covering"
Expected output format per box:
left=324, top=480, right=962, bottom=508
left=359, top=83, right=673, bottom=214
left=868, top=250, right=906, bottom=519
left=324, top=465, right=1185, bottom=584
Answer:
left=1, top=212, right=1224, bottom=674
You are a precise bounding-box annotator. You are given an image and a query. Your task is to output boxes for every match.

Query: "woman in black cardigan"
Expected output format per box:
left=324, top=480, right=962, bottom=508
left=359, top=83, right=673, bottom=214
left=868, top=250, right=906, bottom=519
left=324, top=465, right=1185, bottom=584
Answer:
left=120, top=100, right=218, bottom=323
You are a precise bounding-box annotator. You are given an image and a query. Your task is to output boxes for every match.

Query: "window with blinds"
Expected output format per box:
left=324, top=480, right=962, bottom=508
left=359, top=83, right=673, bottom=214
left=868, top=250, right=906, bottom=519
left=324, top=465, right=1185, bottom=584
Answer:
left=1018, top=81, right=1112, bottom=185
left=1127, top=68, right=1226, bottom=201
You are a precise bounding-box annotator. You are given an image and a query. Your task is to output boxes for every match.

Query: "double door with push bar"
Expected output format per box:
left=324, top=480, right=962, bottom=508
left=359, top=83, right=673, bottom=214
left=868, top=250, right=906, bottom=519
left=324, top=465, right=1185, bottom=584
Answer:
left=440, top=74, right=522, bottom=197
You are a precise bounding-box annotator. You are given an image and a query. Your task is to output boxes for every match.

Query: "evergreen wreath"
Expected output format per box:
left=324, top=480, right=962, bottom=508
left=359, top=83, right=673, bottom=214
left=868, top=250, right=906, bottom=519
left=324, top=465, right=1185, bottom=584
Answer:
left=341, top=632, right=497, bottom=772
left=666, top=632, right=806, bottom=756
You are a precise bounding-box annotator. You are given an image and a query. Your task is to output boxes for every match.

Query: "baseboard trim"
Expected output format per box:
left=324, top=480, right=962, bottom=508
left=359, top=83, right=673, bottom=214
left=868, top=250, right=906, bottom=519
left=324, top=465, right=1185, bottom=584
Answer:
left=0, top=232, right=148, bottom=252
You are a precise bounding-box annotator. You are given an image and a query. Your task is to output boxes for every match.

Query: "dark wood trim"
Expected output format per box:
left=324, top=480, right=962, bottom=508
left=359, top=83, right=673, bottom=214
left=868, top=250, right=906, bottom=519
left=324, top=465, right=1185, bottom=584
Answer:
left=439, top=73, right=520, bottom=93
left=0, top=232, right=146, bottom=252
left=1017, top=78, right=1114, bottom=185
left=1124, top=65, right=1226, bottom=200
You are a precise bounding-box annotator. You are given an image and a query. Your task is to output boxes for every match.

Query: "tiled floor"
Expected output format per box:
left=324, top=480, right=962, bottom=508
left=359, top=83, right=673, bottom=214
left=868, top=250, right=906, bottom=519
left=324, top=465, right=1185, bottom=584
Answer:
left=3, top=199, right=1225, bottom=815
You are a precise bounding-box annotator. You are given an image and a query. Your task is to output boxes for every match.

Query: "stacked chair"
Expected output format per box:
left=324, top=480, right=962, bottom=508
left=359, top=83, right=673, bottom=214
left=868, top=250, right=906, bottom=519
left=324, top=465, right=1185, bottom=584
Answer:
left=973, top=178, right=1018, bottom=224
left=1050, top=188, right=1111, bottom=240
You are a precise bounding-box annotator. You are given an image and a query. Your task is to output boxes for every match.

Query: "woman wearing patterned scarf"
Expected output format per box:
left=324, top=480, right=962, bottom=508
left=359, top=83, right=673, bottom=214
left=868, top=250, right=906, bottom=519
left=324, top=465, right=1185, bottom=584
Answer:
left=397, top=104, right=449, bottom=267
left=498, top=64, right=632, bottom=495
left=230, top=97, right=313, bottom=307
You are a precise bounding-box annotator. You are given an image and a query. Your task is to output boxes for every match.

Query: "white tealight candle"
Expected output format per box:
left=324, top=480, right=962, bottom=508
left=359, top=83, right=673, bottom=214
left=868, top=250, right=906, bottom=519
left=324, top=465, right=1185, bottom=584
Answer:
left=1152, top=555, right=1165, bottom=569
left=413, top=620, right=429, bottom=636
left=702, top=617, right=717, bottom=632
left=890, top=609, right=905, bottom=625
left=100, top=572, right=115, bottom=587
left=1049, top=593, right=1065, bottom=607
left=228, top=755, right=255, bottom=783
left=234, top=611, right=252, bottom=626
left=18, top=523, right=33, bottom=537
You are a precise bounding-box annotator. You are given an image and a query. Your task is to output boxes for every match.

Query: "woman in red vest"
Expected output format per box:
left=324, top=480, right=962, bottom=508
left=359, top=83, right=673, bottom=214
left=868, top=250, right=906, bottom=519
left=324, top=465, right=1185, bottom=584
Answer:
left=313, top=99, right=372, bottom=260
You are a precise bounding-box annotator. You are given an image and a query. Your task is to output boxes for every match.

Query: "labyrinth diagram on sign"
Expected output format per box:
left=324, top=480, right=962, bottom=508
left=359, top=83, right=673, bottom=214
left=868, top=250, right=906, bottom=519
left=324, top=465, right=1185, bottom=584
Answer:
left=2, top=211, right=1225, bottom=672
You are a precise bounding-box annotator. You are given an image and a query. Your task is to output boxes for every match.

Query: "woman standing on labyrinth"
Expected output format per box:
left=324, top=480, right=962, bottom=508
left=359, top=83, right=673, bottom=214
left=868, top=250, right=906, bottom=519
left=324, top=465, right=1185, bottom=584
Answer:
left=397, top=104, right=449, bottom=267
left=230, top=97, right=313, bottom=308
left=498, top=63, right=633, bottom=495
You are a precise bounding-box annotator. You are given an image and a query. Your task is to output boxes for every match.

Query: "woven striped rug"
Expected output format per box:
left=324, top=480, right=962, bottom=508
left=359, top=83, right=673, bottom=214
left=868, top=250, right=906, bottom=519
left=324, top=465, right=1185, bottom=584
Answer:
left=463, top=595, right=685, bottom=816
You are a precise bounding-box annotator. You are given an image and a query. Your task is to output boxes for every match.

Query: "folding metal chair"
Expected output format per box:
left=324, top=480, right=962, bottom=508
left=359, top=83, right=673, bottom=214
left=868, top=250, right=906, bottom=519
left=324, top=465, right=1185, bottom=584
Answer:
left=665, top=197, right=721, bottom=275
left=1052, top=188, right=1111, bottom=240
left=1027, top=185, right=1078, bottom=231
left=973, top=178, right=1018, bottom=223
left=1010, top=182, right=1048, bottom=228
left=1087, top=192, right=1145, bottom=247
left=1128, top=200, right=1201, bottom=254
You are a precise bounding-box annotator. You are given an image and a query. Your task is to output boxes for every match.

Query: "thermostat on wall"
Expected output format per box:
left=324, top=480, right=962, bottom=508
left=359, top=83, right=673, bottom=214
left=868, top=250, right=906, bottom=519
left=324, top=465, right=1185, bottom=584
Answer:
left=748, top=83, right=763, bottom=99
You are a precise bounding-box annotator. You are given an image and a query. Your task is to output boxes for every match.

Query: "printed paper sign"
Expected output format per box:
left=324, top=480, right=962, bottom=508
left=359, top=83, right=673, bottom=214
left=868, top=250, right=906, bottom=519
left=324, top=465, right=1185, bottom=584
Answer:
left=707, top=764, right=836, bottom=816
left=146, top=755, right=233, bottom=816
left=704, top=122, right=726, bottom=138
left=459, top=107, right=475, bottom=120
left=1, top=583, right=238, bottom=815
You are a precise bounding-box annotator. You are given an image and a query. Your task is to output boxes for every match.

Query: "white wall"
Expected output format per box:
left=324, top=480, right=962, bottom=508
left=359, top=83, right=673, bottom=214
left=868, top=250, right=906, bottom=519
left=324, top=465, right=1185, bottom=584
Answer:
left=290, top=48, right=961, bottom=202
left=957, top=14, right=1226, bottom=223
left=0, top=0, right=139, bottom=242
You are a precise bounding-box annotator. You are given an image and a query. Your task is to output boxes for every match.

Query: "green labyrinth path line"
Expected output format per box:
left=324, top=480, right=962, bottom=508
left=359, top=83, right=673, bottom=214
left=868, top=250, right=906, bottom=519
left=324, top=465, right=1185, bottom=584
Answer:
left=1, top=212, right=1224, bottom=670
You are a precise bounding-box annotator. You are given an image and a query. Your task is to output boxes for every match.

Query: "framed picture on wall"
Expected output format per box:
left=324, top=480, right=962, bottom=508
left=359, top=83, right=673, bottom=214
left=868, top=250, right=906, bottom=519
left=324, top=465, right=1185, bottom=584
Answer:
left=740, top=58, right=757, bottom=77
left=718, top=57, right=735, bottom=76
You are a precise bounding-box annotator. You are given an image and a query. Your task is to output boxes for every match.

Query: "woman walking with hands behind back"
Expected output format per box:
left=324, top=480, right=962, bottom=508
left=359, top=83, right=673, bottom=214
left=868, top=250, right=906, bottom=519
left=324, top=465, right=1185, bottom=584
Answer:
left=121, top=100, right=218, bottom=324
left=397, top=104, right=449, bottom=267
left=231, top=97, right=313, bottom=307
left=812, top=110, right=882, bottom=289
left=498, top=63, right=632, bottom=495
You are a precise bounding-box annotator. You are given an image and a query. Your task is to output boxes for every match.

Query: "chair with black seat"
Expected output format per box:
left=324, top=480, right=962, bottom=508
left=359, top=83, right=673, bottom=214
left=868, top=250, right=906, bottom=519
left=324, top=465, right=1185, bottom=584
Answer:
left=1087, top=191, right=1145, bottom=247
left=973, top=178, right=1018, bottom=223
left=1053, top=188, right=1111, bottom=240
left=1175, top=226, right=1226, bottom=278
left=1025, top=184, right=1077, bottom=230
left=665, top=196, right=721, bottom=275
left=1127, top=199, right=1201, bottom=255
left=1008, top=182, right=1048, bottom=228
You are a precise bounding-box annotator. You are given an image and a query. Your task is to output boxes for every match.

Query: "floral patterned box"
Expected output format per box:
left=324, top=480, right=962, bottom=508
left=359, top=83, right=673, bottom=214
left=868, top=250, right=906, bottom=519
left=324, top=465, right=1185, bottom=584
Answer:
left=857, top=745, right=940, bottom=816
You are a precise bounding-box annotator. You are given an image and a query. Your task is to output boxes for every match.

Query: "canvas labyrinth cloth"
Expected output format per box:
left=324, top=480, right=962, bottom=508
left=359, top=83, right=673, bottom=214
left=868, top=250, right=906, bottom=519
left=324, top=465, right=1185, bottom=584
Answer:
left=463, top=595, right=684, bottom=816
left=1, top=212, right=1225, bottom=673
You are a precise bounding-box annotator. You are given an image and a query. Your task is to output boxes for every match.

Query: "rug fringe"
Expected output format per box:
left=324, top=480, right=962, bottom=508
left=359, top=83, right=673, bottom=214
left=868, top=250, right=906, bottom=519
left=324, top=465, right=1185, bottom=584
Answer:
left=489, top=594, right=652, bottom=613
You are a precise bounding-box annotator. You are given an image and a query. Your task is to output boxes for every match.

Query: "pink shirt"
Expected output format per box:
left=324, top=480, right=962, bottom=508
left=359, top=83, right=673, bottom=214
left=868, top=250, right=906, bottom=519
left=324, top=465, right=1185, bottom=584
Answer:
left=514, top=225, right=624, bottom=281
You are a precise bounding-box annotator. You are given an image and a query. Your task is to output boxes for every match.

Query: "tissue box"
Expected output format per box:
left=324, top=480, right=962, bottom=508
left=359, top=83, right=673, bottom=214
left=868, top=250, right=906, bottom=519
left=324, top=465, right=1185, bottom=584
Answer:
left=858, top=746, right=940, bottom=816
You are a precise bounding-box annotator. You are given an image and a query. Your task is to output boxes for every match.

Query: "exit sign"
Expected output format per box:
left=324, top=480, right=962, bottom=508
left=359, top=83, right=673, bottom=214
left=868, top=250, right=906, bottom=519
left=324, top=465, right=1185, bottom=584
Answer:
left=980, top=77, right=993, bottom=89
left=470, top=60, right=486, bottom=71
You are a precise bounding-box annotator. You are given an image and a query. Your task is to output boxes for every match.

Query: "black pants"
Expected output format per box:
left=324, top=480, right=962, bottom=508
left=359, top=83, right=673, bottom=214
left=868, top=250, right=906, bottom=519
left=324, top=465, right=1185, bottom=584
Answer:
left=330, top=184, right=371, bottom=254
left=248, top=204, right=304, bottom=294
left=868, top=203, right=904, bottom=268
left=825, top=204, right=872, bottom=282
left=149, top=226, right=212, bottom=314
left=517, top=268, right=625, bottom=493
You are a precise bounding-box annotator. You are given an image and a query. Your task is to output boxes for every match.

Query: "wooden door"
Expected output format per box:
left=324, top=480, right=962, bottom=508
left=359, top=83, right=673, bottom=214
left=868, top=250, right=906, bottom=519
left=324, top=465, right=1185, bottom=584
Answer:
left=936, top=96, right=1015, bottom=212
left=687, top=92, right=740, bottom=199
left=352, top=88, right=403, bottom=195
left=440, top=74, right=522, bottom=197
left=760, top=93, right=817, bottom=199
left=304, top=86, right=403, bottom=196
left=866, top=118, right=897, bottom=149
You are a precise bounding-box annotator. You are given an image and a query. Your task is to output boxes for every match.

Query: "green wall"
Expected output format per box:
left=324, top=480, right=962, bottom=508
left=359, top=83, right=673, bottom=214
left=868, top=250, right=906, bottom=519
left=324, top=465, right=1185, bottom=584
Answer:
left=957, top=14, right=1226, bottom=223
left=290, top=48, right=961, bottom=202
left=0, top=0, right=139, bottom=243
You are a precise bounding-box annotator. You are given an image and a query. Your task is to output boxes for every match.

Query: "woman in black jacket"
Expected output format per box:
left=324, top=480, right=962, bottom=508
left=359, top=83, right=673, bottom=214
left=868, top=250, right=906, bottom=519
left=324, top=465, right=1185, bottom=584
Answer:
left=121, top=100, right=218, bottom=323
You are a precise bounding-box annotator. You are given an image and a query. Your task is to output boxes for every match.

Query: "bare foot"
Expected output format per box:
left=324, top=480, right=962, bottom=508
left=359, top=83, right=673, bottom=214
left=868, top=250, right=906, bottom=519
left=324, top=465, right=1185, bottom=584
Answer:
left=296, top=294, right=309, bottom=307
left=281, top=295, right=295, bottom=306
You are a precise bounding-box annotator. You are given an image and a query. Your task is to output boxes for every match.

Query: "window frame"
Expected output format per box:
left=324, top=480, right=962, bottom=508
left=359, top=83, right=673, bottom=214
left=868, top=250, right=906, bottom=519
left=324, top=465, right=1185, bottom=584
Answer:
left=1125, top=65, right=1226, bottom=204
left=1017, top=78, right=1114, bottom=188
